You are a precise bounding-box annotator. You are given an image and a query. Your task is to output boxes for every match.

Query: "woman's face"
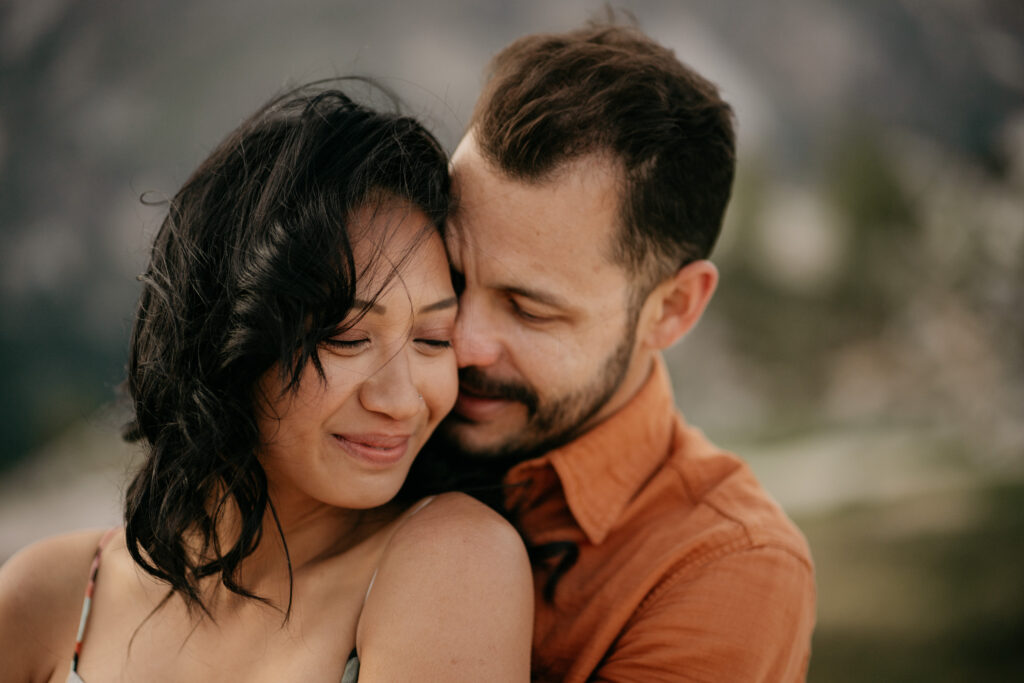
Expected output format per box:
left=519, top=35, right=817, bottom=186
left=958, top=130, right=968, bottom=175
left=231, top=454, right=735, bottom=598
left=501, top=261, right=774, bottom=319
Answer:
left=258, top=202, right=457, bottom=512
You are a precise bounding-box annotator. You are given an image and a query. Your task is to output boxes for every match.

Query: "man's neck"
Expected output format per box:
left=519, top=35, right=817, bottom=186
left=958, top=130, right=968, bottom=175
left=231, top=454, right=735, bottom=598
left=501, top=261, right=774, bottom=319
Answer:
left=575, top=352, right=657, bottom=440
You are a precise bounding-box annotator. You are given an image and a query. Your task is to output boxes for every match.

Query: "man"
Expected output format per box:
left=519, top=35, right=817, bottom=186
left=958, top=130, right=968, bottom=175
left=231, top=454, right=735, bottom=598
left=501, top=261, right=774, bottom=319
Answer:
left=440, top=21, right=815, bottom=682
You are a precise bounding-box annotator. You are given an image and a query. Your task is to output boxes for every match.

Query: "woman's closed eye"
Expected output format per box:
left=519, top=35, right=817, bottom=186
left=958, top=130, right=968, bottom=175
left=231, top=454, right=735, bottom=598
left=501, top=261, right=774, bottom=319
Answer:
left=324, top=333, right=451, bottom=355
left=413, top=330, right=453, bottom=352
left=324, top=336, right=370, bottom=354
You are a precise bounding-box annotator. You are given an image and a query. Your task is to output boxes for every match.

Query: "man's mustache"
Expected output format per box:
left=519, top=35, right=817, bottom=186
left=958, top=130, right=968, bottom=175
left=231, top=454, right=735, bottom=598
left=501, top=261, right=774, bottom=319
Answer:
left=458, top=367, right=539, bottom=416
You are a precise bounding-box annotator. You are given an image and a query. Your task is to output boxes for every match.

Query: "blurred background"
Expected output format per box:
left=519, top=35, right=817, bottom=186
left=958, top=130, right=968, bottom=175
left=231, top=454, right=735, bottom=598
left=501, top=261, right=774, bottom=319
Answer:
left=1, top=0, right=1021, bottom=679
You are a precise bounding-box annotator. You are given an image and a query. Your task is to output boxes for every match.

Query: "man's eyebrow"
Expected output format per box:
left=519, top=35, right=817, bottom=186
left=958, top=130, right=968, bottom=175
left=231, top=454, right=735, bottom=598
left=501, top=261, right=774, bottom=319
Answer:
left=503, top=285, right=571, bottom=311
left=352, top=296, right=458, bottom=315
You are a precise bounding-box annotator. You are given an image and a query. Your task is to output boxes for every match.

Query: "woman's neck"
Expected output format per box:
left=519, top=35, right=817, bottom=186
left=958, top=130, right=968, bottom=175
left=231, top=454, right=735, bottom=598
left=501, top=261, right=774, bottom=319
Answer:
left=198, top=494, right=401, bottom=611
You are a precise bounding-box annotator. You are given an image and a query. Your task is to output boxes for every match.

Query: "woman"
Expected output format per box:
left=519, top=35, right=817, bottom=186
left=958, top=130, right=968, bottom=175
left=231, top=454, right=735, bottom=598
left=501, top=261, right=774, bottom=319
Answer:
left=0, top=83, right=533, bottom=682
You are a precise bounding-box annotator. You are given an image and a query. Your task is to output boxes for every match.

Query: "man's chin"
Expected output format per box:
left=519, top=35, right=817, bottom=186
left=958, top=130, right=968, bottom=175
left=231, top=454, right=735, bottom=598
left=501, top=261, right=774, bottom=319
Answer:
left=439, top=417, right=522, bottom=460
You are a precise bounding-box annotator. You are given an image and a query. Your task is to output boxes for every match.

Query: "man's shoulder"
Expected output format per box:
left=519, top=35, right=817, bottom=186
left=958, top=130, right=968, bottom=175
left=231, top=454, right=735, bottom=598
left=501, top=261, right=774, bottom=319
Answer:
left=639, top=419, right=812, bottom=569
left=529, top=418, right=816, bottom=680
left=613, top=439, right=817, bottom=682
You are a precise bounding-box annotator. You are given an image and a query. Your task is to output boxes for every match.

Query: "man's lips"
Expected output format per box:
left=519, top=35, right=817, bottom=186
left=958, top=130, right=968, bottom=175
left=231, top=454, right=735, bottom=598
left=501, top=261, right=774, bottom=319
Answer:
left=332, top=433, right=410, bottom=466
left=454, top=388, right=515, bottom=422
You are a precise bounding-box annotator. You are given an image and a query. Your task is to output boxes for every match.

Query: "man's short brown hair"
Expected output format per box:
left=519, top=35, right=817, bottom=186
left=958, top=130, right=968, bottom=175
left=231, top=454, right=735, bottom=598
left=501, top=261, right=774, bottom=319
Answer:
left=470, top=21, right=736, bottom=288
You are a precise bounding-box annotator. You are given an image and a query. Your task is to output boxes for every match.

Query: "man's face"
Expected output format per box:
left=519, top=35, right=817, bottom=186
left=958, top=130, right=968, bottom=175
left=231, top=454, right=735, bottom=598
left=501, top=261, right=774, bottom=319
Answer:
left=441, top=132, right=650, bottom=461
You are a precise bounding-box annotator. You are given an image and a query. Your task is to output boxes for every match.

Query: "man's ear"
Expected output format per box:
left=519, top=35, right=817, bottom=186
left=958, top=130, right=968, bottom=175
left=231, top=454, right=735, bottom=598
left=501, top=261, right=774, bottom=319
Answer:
left=639, top=260, right=719, bottom=351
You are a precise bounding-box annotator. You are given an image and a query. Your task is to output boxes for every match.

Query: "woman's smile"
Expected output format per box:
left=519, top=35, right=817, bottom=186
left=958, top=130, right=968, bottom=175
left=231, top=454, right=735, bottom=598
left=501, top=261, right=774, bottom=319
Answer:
left=332, top=432, right=412, bottom=467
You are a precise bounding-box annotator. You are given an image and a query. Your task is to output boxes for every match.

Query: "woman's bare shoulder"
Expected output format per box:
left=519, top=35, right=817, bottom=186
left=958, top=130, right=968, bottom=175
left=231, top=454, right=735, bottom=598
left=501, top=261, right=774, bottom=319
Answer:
left=397, top=492, right=526, bottom=545
left=0, top=528, right=109, bottom=608
left=356, top=492, right=533, bottom=681
left=0, top=528, right=111, bottom=680
left=376, top=492, right=532, bottom=600
left=380, top=491, right=532, bottom=565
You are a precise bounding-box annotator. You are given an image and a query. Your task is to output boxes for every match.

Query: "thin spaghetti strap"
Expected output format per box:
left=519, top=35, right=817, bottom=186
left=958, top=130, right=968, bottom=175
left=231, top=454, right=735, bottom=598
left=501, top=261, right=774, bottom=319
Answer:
left=405, top=495, right=437, bottom=520
left=362, top=496, right=437, bottom=606
left=69, top=528, right=119, bottom=678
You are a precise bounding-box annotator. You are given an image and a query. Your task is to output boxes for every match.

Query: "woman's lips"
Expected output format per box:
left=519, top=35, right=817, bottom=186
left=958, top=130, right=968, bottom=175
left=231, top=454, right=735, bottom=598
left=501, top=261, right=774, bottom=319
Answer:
left=332, top=433, right=410, bottom=467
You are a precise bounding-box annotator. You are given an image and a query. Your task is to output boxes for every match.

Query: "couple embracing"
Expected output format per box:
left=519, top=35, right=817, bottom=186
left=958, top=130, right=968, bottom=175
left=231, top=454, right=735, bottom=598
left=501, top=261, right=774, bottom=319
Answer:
left=0, top=20, right=814, bottom=683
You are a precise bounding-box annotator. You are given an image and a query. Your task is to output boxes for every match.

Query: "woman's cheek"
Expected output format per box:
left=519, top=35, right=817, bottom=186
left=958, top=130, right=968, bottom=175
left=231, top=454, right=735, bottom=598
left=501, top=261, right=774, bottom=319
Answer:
left=428, top=351, right=459, bottom=418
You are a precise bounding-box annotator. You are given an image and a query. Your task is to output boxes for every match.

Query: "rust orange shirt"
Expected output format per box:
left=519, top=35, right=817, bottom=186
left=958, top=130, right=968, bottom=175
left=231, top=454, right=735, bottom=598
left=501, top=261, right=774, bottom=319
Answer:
left=504, top=359, right=815, bottom=682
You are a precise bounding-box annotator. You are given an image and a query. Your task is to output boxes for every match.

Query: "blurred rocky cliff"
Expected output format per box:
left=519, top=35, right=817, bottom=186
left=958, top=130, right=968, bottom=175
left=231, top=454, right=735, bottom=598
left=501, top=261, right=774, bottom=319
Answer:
left=3, top=0, right=1020, bottom=472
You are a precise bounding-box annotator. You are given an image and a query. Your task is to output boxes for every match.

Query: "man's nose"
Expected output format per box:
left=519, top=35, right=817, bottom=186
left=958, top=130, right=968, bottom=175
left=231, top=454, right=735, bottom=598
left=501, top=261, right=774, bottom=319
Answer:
left=453, top=297, right=503, bottom=369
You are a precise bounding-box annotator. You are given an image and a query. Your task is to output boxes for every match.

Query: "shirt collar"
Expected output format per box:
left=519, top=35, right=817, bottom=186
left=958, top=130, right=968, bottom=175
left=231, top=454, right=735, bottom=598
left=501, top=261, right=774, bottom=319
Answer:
left=505, top=356, right=678, bottom=545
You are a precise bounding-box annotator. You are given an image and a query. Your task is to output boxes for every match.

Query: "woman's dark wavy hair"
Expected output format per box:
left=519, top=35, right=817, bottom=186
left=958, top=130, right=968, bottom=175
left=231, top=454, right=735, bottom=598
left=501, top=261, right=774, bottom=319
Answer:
left=122, top=80, right=450, bottom=617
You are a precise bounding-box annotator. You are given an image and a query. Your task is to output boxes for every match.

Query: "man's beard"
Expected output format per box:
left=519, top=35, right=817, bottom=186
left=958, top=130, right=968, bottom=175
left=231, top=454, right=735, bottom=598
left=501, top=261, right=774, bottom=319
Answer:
left=440, top=322, right=638, bottom=464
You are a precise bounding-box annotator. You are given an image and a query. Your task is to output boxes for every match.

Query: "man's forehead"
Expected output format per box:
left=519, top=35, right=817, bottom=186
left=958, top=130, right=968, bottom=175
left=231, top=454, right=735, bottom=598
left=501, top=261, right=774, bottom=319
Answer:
left=442, top=213, right=469, bottom=268
left=453, top=173, right=621, bottom=260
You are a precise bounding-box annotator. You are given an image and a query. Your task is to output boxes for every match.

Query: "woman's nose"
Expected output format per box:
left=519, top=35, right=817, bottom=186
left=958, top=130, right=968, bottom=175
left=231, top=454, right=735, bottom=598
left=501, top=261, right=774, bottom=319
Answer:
left=358, top=348, right=422, bottom=421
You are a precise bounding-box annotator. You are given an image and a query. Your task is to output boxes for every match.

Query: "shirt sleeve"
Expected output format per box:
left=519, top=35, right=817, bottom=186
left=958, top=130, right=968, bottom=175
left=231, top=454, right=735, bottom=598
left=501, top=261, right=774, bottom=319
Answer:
left=590, top=545, right=816, bottom=683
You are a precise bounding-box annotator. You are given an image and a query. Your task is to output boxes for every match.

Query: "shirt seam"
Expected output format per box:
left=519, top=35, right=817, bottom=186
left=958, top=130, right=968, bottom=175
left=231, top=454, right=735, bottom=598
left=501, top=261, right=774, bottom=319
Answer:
left=700, top=491, right=813, bottom=573
left=633, top=541, right=815, bottom=622
left=669, top=456, right=779, bottom=551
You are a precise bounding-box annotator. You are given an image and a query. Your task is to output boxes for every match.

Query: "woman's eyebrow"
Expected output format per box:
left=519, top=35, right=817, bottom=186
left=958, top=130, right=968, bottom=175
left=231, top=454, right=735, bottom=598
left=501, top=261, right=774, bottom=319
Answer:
left=352, top=296, right=458, bottom=315
left=419, top=296, right=458, bottom=314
